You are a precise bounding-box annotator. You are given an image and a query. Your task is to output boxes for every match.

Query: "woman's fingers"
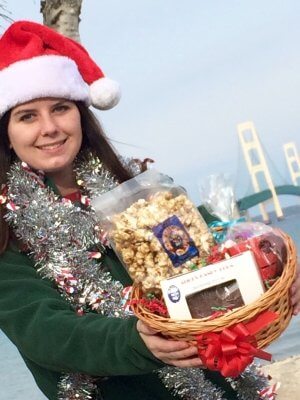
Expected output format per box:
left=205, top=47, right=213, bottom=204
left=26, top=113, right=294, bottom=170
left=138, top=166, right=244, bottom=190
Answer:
left=137, top=321, right=190, bottom=352
left=166, top=356, right=204, bottom=368
left=136, top=320, right=165, bottom=336
left=137, top=320, right=205, bottom=368
left=157, top=344, right=199, bottom=360
left=157, top=346, right=204, bottom=368
left=138, top=328, right=190, bottom=354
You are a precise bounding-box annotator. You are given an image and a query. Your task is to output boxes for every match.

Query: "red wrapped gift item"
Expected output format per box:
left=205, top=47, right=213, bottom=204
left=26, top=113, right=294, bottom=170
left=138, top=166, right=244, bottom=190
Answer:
left=259, top=263, right=279, bottom=281
left=251, top=233, right=287, bottom=280
left=206, top=244, right=226, bottom=264
left=224, top=232, right=287, bottom=286
left=225, top=241, right=249, bottom=257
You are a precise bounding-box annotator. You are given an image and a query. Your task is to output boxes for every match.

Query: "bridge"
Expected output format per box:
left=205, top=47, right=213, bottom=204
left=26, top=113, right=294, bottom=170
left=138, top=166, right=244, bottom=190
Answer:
left=237, top=185, right=300, bottom=211
left=235, top=123, right=300, bottom=220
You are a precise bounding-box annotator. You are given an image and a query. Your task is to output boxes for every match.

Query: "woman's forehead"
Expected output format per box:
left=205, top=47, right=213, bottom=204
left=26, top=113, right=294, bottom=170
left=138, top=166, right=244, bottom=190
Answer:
left=12, top=98, right=74, bottom=112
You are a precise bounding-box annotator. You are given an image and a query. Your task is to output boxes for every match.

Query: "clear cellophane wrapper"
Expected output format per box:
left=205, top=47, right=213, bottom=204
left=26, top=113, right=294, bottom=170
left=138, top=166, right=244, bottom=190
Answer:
left=92, top=170, right=214, bottom=292
left=200, top=174, right=287, bottom=290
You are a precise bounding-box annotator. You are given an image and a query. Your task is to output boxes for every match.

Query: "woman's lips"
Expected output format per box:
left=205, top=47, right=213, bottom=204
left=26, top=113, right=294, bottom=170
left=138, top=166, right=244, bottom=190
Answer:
left=36, top=138, right=67, bottom=152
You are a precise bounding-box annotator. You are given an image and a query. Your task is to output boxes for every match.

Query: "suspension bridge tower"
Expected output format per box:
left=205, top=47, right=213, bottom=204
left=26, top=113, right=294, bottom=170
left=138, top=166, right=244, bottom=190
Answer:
left=237, top=121, right=283, bottom=222
left=283, top=142, right=300, bottom=186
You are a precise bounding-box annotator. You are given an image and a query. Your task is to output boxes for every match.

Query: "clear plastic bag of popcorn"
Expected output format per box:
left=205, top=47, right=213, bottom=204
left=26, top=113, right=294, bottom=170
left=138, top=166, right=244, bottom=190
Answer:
left=92, top=170, right=214, bottom=292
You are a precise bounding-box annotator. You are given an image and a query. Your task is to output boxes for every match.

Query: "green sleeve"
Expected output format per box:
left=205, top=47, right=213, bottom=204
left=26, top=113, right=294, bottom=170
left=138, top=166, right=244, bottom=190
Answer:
left=0, top=246, right=163, bottom=377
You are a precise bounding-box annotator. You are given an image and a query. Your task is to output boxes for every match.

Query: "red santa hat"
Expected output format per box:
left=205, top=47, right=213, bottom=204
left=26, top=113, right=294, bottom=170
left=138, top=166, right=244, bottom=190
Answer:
left=0, top=20, right=121, bottom=116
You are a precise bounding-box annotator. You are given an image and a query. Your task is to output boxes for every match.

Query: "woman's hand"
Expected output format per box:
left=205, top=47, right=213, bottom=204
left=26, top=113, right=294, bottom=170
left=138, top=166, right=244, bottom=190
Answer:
left=290, top=262, right=300, bottom=316
left=137, top=320, right=204, bottom=368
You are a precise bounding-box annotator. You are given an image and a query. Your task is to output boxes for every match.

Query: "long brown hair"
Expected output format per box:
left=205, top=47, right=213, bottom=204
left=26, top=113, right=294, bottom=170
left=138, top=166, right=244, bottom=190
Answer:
left=76, top=102, right=133, bottom=182
left=0, top=111, right=13, bottom=253
left=0, top=102, right=133, bottom=254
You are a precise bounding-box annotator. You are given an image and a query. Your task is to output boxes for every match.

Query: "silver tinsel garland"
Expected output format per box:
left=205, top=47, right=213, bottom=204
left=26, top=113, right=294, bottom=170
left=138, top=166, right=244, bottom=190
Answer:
left=158, top=363, right=275, bottom=400
left=158, top=367, right=225, bottom=399
left=4, top=156, right=276, bottom=400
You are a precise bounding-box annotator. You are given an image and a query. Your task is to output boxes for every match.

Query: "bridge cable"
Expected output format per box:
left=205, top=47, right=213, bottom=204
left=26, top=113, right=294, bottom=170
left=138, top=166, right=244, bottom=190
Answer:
left=234, top=135, right=259, bottom=198
left=259, top=139, right=290, bottom=186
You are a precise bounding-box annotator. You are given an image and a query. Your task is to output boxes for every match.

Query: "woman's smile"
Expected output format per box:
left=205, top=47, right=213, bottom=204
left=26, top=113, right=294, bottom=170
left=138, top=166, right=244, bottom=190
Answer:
left=36, top=138, right=68, bottom=152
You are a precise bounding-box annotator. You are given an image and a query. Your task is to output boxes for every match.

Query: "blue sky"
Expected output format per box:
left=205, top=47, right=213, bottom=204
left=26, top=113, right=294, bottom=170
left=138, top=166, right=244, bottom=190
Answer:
left=3, top=0, right=300, bottom=215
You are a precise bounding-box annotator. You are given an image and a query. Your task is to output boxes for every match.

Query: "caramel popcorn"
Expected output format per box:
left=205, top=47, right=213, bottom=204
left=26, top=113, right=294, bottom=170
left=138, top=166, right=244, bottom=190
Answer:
left=110, top=192, right=214, bottom=292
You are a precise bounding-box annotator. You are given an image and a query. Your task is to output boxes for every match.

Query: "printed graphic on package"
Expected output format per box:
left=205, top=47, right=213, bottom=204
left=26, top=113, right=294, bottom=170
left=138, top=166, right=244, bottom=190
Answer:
left=152, top=215, right=199, bottom=267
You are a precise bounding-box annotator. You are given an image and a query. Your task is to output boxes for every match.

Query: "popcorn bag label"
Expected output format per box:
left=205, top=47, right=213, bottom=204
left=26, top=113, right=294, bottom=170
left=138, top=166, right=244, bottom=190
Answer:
left=152, top=215, right=199, bottom=267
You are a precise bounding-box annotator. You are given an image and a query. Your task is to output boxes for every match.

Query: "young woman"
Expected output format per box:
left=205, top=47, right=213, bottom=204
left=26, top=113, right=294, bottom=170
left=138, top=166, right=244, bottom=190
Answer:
left=0, top=21, right=299, bottom=400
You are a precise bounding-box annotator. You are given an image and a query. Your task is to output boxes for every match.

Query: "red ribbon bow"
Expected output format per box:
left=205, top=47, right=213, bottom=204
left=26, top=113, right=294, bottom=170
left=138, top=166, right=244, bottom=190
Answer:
left=196, top=310, right=278, bottom=377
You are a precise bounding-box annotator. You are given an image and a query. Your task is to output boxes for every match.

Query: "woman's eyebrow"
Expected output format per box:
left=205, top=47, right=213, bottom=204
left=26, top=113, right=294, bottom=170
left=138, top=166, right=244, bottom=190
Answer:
left=51, top=101, right=68, bottom=107
left=11, top=108, right=36, bottom=117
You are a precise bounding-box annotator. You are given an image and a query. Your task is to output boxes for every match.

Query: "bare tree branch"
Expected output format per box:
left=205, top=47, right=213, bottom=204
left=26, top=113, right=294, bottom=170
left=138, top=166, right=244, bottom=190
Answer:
left=0, top=1, right=13, bottom=29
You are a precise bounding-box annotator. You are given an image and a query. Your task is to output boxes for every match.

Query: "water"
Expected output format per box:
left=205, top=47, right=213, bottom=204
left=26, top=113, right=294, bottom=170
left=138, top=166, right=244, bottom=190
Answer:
left=0, top=331, right=47, bottom=399
left=0, top=206, right=300, bottom=399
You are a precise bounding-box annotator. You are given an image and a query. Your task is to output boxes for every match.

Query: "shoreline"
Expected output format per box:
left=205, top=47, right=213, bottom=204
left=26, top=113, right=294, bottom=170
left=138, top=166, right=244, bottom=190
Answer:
left=261, top=355, right=300, bottom=399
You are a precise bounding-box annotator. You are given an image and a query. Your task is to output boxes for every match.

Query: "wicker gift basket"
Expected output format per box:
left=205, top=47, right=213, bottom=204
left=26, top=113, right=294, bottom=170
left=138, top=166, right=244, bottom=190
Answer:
left=131, top=230, right=297, bottom=349
left=91, top=170, right=297, bottom=355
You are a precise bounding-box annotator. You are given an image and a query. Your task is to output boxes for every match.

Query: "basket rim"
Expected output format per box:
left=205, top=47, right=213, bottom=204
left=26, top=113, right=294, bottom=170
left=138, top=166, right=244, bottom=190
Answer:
left=131, top=230, right=297, bottom=335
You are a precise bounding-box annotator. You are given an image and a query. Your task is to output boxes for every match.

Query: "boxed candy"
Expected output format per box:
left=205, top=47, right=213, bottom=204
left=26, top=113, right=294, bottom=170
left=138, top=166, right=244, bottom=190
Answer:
left=92, top=170, right=214, bottom=292
left=160, top=251, right=265, bottom=319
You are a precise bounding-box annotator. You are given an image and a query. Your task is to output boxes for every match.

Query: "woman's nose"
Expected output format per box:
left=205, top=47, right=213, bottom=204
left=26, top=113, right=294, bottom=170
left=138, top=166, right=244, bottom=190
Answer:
left=40, top=115, right=59, bottom=136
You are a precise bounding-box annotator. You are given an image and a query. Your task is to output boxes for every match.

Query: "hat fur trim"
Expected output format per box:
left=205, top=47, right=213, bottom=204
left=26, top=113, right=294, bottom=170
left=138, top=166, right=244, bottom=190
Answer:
left=0, top=55, right=90, bottom=116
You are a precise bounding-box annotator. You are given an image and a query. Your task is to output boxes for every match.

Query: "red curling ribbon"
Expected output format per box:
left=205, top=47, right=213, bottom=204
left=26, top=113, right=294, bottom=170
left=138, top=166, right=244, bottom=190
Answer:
left=196, top=310, right=278, bottom=378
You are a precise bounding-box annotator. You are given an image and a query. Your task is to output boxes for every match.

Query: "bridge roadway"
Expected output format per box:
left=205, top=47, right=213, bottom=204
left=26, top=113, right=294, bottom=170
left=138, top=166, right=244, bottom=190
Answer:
left=237, top=185, right=300, bottom=211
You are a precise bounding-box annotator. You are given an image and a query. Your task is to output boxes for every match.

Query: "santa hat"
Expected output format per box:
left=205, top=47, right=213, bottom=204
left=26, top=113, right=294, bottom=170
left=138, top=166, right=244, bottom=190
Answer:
left=0, top=20, right=121, bottom=116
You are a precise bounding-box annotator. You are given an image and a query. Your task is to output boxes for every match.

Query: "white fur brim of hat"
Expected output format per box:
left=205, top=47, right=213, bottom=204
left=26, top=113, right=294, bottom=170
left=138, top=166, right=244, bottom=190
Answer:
left=0, top=55, right=120, bottom=116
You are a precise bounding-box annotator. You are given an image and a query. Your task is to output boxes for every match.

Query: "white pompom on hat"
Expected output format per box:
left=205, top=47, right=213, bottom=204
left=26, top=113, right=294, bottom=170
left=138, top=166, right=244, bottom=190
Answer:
left=0, top=20, right=121, bottom=116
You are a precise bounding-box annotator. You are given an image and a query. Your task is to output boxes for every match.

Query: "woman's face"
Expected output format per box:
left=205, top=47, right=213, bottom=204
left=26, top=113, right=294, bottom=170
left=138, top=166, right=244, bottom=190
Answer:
left=7, top=98, right=82, bottom=177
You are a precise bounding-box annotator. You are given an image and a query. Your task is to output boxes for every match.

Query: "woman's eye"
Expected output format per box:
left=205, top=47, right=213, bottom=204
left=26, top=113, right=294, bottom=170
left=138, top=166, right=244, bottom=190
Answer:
left=19, top=113, right=35, bottom=122
left=53, top=104, right=70, bottom=113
